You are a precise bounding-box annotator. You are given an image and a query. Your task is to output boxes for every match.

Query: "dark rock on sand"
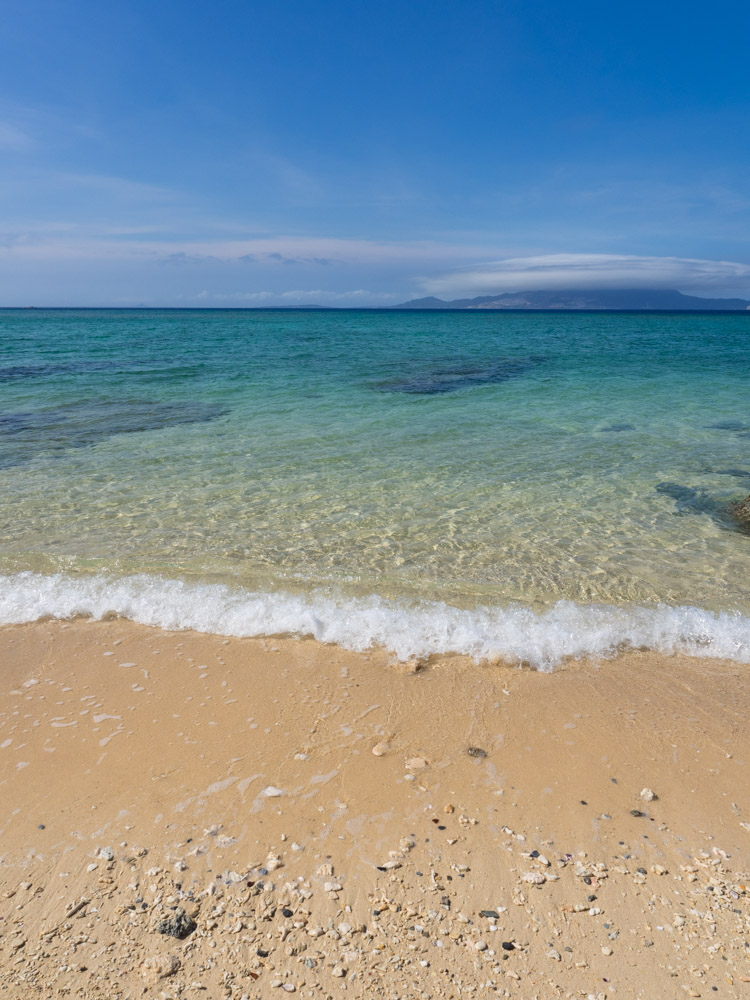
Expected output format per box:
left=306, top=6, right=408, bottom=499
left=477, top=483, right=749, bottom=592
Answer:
left=156, top=907, right=196, bottom=939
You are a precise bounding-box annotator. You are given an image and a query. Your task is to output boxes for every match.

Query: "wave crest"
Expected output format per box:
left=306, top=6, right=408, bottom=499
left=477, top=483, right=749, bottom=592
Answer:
left=1, top=572, right=749, bottom=670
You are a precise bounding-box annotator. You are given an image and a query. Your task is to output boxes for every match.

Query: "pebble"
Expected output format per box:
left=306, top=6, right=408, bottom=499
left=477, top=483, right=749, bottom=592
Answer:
left=140, top=954, right=181, bottom=982
left=522, top=872, right=546, bottom=884
left=371, top=742, right=389, bottom=756
left=263, top=786, right=285, bottom=797
left=97, top=846, right=114, bottom=861
left=332, top=965, right=346, bottom=977
left=467, top=746, right=488, bottom=758
left=405, top=756, right=428, bottom=770
left=640, top=787, right=657, bottom=801
left=475, top=939, right=488, bottom=951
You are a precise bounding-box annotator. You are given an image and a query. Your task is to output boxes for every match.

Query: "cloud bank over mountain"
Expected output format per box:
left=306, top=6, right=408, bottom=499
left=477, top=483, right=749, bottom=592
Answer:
left=420, top=254, right=750, bottom=300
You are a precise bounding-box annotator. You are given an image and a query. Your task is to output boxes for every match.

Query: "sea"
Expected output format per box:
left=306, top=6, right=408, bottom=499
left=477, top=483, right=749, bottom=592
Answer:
left=1, top=307, right=750, bottom=669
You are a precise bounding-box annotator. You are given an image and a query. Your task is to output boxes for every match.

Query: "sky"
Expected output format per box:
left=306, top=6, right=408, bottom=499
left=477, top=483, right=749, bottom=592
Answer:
left=1, top=0, right=749, bottom=306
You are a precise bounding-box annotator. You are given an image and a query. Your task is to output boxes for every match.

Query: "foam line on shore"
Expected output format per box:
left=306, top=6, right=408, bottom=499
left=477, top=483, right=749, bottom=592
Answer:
left=1, top=571, right=750, bottom=670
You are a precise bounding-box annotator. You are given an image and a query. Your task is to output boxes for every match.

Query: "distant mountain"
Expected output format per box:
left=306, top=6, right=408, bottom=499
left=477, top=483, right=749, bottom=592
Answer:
left=395, top=288, right=750, bottom=310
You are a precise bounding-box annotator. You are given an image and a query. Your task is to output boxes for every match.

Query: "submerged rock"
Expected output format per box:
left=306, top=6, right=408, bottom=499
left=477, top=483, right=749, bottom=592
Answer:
left=730, top=494, right=750, bottom=525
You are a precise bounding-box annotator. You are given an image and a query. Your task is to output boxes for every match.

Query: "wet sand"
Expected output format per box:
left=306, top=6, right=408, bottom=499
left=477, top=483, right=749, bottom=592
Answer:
left=1, top=619, right=749, bottom=999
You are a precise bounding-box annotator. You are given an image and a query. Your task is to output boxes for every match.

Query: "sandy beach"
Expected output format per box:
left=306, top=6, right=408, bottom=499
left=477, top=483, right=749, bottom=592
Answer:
left=1, top=620, right=749, bottom=998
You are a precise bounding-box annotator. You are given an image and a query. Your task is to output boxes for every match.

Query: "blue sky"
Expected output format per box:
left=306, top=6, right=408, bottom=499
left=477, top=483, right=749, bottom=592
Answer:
left=1, top=0, right=749, bottom=305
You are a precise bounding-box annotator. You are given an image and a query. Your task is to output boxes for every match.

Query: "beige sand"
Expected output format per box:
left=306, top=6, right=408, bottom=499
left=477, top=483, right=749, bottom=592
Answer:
left=1, top=619, right=749, bottom=999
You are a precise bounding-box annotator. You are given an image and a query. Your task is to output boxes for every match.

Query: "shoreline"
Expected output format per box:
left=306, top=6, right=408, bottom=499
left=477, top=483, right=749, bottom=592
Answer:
left=3, top=571, right=750, bottom=669
left=1, top=619, right=749, bottom=998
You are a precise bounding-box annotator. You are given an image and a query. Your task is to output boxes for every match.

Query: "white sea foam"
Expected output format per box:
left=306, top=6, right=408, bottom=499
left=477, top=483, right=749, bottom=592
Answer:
left=1, top=572, right=750, bottom=671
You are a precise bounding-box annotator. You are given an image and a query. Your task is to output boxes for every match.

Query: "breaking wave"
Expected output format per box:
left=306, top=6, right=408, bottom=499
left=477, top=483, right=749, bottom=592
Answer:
left=1, top=572, right=750, bottom=671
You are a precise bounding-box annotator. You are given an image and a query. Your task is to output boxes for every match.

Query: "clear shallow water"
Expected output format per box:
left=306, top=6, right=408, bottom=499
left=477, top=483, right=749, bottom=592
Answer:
left=2, top=308, right=750, bottom=666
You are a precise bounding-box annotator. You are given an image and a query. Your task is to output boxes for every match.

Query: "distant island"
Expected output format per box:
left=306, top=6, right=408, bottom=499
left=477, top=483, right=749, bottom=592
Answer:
left=395, top=288, right=750, bottom=310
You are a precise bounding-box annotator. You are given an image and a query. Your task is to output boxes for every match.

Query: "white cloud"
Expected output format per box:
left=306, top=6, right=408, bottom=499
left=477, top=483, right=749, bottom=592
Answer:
left=420, top=254, right=750, bottom=298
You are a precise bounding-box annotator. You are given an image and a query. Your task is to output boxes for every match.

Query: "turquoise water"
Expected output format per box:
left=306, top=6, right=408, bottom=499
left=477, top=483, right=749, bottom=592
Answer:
left=2, top=308, right=750, bottom=665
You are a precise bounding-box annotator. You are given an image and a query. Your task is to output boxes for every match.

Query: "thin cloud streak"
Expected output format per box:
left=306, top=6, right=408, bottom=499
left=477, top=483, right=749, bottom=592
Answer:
left=197, top=289, right=400, bottom=303
left=0, top=233, right=495, bottom=266
left=0, top=121, right=33, bottom=150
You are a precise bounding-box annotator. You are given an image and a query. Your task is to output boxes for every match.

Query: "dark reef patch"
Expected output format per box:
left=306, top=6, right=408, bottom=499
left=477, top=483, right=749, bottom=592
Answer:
left=0, top=359, right=206, bottom=383
left=706, top=421, right=750, bottom=432
left=376, top=356, right=546, bottom=395
left=714, top=468, right=750, bottom=480
left=600, top=424, right=635, bottom=432
left=0, top=399, right=228, bottom=468
left=656, top=481, right=750, bottom=535
left=0, top=360, right=127, bottom=382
